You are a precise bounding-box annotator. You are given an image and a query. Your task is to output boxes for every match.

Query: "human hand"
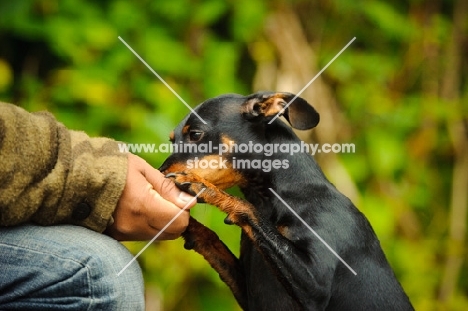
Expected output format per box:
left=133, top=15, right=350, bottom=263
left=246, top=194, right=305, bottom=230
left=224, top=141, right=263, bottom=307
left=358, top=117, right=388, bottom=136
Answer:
left=106, top=154, right=196, bottom=241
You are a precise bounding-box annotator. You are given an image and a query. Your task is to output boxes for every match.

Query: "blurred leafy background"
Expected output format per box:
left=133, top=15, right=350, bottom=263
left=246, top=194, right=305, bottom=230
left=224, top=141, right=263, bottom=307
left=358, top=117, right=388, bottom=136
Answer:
left=1, top=0, right=467, bottom=310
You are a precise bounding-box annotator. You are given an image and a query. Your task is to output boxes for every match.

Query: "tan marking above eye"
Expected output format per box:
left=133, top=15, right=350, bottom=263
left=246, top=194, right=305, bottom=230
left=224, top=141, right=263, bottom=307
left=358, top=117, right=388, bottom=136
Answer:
left=169, top=131, right=175, bottom=142
left=182, top=125, right=190, bottom=135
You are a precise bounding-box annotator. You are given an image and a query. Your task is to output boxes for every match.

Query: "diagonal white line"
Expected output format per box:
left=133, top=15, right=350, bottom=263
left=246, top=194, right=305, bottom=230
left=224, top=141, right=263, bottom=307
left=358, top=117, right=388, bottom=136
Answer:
left=118, top=36, right=207, bottom=124
left=117, top=188, right=206, bottom=276
left=268, top=188, right=357, bottom=275
left=268, top=37, right=356, bottom=124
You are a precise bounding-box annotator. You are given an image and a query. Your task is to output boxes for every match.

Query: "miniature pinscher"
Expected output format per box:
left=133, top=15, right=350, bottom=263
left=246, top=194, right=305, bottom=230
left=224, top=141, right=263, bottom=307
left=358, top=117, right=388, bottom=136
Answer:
left=160, top=92, right=414, bottom=310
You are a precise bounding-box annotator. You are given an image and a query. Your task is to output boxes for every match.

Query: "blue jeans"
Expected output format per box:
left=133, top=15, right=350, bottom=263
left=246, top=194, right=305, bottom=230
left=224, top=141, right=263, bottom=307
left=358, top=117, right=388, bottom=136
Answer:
left=0, top=224, right=145, bottom=310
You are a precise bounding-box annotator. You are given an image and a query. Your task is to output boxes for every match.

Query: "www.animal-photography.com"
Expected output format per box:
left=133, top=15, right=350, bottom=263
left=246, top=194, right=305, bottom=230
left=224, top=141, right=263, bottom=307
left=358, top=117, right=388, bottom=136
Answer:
left=0, top=1, right=466, bottom=310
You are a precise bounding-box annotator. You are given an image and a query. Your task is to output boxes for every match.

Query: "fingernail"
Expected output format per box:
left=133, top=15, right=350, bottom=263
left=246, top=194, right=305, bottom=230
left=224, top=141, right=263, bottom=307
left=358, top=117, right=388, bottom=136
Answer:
left=178, top=191, right=194, bottom=203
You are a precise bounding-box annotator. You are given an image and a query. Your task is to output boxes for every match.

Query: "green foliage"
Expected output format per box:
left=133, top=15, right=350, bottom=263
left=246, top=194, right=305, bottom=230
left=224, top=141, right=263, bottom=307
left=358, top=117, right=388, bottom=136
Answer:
left=1, top=0, right=467, bottom=310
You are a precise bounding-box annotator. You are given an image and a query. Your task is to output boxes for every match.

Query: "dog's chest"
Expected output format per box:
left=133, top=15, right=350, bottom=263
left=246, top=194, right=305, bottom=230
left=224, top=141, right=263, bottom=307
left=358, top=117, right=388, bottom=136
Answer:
left=240, top=235, right=300, bottom=310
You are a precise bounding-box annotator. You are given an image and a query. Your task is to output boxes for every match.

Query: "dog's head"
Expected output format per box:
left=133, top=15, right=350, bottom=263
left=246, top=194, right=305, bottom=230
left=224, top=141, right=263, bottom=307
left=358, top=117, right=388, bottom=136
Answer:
left=159, top=91, right=319, bottom=189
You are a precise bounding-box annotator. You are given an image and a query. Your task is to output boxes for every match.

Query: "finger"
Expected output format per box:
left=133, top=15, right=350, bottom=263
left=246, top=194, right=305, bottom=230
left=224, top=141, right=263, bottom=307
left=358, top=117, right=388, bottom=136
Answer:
left=108, top=202, right=187, bottom=241
left=144, top=193, right=191, bottom=235
left=143, top=164, right=196, bottom=209
left=137, top=168, right=191, bottom=237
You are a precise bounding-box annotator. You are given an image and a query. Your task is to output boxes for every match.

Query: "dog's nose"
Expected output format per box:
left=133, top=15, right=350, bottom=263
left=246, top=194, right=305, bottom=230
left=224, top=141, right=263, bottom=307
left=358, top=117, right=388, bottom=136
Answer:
left=159, top=160, right=170, bottom=174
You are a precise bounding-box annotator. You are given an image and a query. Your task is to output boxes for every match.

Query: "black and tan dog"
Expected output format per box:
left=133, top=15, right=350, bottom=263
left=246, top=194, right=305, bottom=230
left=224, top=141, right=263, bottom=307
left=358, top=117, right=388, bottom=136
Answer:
left=160, top=92, right=413, bottom=311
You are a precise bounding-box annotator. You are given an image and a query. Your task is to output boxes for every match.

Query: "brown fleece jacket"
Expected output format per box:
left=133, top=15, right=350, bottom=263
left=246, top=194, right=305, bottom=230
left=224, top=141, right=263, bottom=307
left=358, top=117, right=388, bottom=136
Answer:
left=0, top=103, right=128, bottom=232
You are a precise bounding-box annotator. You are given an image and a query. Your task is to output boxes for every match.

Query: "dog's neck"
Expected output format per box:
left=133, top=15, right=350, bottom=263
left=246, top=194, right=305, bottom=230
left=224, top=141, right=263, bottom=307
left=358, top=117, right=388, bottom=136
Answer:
left=241, top=170, right=270, bottom=192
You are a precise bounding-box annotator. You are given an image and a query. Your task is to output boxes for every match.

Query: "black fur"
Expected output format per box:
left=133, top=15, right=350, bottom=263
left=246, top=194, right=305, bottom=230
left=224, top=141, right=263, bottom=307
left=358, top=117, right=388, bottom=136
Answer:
left=160, top=92, right=414, bottom=311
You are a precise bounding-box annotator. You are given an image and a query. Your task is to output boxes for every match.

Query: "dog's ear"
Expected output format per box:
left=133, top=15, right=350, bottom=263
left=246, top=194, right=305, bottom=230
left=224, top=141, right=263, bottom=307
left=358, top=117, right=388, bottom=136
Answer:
left=241, top=92, right=320, bottom=130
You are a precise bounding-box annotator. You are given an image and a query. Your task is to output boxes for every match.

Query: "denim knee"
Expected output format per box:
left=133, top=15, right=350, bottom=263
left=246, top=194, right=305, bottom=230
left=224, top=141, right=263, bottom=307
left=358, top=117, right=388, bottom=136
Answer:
left=0, top=224, right=145, bottom=311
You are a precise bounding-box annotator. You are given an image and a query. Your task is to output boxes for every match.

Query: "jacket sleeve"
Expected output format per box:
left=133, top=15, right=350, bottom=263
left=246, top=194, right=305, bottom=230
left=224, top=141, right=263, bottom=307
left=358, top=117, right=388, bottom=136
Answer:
left=0, top=103, right=128, bottom=232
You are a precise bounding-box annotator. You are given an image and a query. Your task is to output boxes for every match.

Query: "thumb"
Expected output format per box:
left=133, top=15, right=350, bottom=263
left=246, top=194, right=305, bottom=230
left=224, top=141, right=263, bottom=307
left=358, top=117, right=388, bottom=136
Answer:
left=139, top=159, right=196, bottom=209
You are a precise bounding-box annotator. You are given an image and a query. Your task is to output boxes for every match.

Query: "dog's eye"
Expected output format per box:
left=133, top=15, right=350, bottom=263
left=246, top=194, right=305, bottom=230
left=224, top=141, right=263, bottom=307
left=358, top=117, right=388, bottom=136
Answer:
left=189, top=130, right=203, bottom=142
